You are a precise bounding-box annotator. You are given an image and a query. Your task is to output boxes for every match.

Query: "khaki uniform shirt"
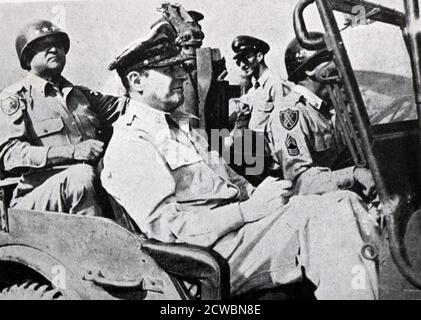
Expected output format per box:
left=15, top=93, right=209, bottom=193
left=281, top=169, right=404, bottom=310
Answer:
left=266, top=85, right=354, bottom=195
left=231, top=69, right=290, bottom=133
left=0, top=73, right=128, bottom=196
left=101, top=100, right=253, bottom=248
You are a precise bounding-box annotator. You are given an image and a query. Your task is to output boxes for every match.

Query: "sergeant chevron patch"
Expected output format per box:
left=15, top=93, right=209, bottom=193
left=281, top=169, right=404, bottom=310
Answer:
left=280, top=108, right=299, bottom=130
left=285, top=134, right=300, bottom=156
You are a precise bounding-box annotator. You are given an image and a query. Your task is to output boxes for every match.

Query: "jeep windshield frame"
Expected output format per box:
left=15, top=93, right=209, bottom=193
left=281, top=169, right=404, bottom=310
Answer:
left=293, top=0, right=421, bottom=291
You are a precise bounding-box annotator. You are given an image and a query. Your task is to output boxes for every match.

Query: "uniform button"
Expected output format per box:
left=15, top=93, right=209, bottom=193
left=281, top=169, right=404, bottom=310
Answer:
left=43, top=129, right=48, bottom=133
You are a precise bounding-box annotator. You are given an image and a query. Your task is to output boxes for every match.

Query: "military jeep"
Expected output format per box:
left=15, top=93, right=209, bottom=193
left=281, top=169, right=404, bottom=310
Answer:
left=0, top=2, right=307, bottom=301
left=1, top=0, right=421, bottom=300
left=0, top=176, right=235, bottom=300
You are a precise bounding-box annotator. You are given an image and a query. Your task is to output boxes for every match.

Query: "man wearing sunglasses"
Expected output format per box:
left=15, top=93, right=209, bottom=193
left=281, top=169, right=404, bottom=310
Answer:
left=265, top=33, right=375, bottom=198
left=225, top=36, right=290, bottom=184
left=230, top=35, right=290, bottom=133
left=0, top=20, right=129, bottom=217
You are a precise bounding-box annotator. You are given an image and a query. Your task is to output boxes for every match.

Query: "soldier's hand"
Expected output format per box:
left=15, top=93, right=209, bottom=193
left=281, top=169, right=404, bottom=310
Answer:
left=73, top=139, right=104, bottom=162
left=353, top=167, right=377, bottom=200
left=240, top=177, right=293, bottom=223
left=228, top=99, right=250, bottom=127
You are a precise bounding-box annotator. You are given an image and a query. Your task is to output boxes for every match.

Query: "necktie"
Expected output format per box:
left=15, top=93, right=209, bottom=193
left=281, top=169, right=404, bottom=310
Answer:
left=47, top=82, right=63, bottom=97
left=165, top=114, right=180, bottom=129
left=254, top=80, right=260, bottom=90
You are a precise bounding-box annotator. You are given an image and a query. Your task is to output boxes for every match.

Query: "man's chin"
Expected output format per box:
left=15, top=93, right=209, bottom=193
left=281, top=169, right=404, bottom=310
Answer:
left=47, top=62, right=65, bottom=74
left=164, top=99, right=185, bottom=113
left=165, top=102, right=184, bottom=113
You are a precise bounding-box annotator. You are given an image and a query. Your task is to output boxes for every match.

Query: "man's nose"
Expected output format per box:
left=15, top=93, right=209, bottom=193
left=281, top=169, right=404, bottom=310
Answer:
left=176, top=67, right=188, bottom=81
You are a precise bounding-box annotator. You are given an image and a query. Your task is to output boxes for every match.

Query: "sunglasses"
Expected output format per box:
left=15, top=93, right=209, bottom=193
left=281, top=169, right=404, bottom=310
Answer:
left=235, top=51, right=257, bottom=66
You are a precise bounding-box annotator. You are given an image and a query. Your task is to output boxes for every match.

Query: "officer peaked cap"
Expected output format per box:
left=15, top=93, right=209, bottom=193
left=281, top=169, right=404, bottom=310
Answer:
left=231, top=35, right=270, bottom=60
left=109, top=21, right=194, bottom=75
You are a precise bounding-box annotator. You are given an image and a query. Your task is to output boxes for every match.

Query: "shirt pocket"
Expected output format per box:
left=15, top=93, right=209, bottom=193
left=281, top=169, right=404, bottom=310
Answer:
left=250, top=101, right=275, bottom=131
left=32, top=117, right=64, bottom=137
left=255, top=101, right=274, bottom=113
left=32, top=117, right=68, bottom=146
left=310, top=132, right=334, bottom=152
left=160, top=140, right=202, bottom=170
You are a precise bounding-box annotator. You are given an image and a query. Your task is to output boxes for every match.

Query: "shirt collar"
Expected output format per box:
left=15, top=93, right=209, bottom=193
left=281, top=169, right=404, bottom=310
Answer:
left=124, top=99, right=198, bottom=138
left=25, top=73, right=73, bottom=97
left=293, top=84, right=324, bottom=110
left=252, top=68, right=271, bottom=88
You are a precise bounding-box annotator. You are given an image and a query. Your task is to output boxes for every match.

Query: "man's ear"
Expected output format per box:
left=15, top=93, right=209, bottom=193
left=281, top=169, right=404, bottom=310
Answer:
left=305, top=69, right=316, bottom=78
left=256, top=52, right=264, bottom=63
left=127, top=70, right=147, bottom=92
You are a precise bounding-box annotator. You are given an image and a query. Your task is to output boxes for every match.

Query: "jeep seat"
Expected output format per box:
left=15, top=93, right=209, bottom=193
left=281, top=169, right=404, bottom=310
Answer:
left=106, top=194, right=230, bottom=300
left=0, top=178, right=19, bottom=207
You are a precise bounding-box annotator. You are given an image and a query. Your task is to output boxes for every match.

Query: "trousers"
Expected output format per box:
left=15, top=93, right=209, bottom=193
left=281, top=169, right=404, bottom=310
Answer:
left=213, top=190, right=378, bottom=299
left=10, top=164, right=103, bottom=217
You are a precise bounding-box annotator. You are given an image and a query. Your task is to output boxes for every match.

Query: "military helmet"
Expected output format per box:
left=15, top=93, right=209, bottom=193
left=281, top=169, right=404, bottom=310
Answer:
left=285, top=32, right=332, bottom=83
left=15, top=20, right=70, bottom=70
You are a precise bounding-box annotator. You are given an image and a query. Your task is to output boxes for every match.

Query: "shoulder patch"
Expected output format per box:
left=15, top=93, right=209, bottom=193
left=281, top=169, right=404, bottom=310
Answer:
left=279, top=108, right=299, bottom=130
left=285, top=134, right=300, bottom=156
left=0, top=95, right=22, bottom=116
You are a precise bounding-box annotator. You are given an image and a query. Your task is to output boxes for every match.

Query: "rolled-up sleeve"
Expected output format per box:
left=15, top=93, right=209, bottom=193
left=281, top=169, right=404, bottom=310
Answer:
left=2, top=140, right=49, bottom=171
left=266, top=106, right=355, bottom=195
left=0, top=105, right=50, bottom=173
left=266, top=105, right=314, bottom=181
left=101, top=132, right=245, bottom=248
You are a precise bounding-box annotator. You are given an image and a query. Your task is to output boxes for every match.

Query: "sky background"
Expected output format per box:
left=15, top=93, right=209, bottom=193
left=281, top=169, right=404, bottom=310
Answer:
left=0, top=0, right=410, bottom=92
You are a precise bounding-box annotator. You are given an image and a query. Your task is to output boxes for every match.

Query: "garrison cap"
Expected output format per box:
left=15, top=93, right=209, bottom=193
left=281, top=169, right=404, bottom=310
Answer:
left=187, top=10, right=204, bottom=22
left=108, top=21, right=194, bottom=75
left=231, top=35, right=270, bottom=60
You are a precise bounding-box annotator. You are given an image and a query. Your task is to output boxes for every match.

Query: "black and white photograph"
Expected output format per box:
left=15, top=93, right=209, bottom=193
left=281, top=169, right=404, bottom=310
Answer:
left=0, top=0, right=420, bottom=303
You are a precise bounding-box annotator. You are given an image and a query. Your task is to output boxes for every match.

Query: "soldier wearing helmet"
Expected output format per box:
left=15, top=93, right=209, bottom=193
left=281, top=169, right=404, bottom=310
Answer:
left=0, top=20, right=129, bottom=217
left=266, top=32, right=375, bottom=197
left=15, top=20, right=70, bottom=71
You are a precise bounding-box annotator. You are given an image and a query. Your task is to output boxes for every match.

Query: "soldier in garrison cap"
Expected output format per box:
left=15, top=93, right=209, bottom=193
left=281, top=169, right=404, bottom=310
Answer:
left=0, top=20, right=129, bottom=217
left=101, top=22, right=378, bottom=299
left=265, top=33, right=376, bottom=198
